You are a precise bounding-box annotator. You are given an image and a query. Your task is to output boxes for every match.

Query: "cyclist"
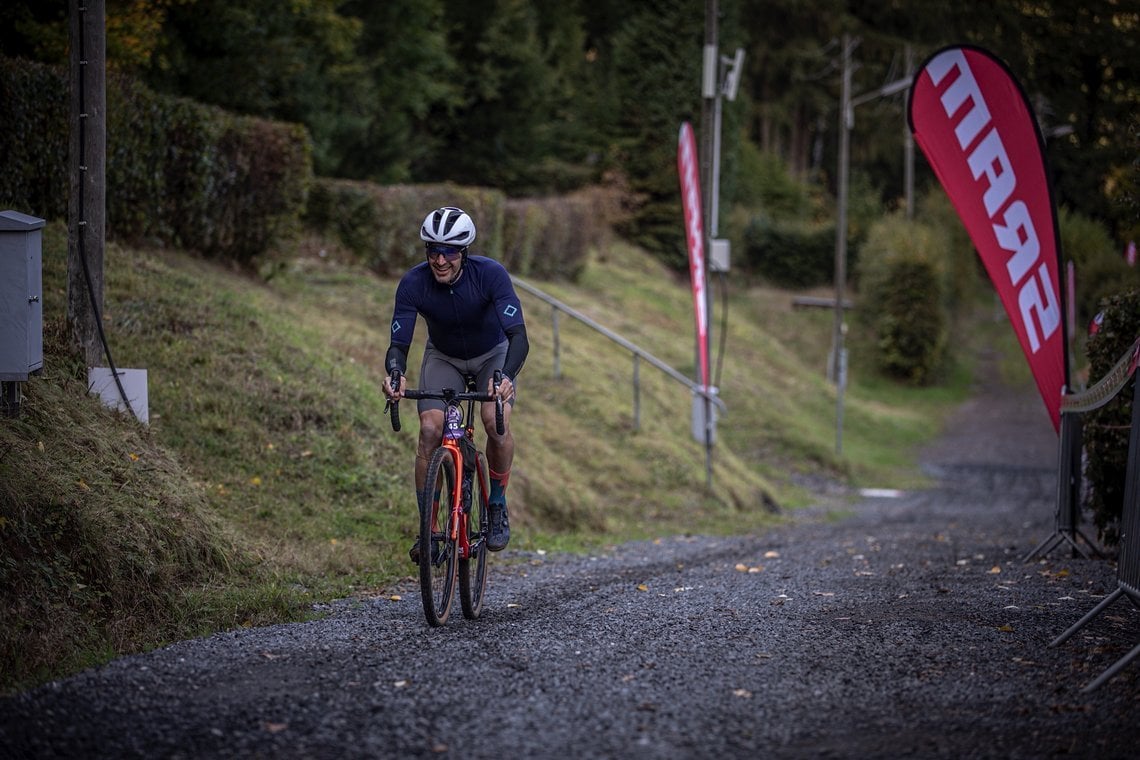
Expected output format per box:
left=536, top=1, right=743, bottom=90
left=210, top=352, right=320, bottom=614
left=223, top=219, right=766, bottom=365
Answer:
left=382, top=206, right=528, bottom=557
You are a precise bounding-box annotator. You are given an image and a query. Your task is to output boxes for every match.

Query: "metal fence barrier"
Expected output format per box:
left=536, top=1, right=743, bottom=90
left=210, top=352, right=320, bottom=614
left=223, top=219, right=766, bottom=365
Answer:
left=511, top=277, right=724, bottom=432
left=1047, top=337, right=1140, bottom=691
left=1024, top=339, right=1140, bottom=562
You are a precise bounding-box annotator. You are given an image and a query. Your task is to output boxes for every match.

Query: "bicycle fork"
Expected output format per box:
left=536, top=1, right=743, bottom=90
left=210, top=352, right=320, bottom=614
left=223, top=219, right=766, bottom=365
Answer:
left=434, top=440, right=474, bottom=560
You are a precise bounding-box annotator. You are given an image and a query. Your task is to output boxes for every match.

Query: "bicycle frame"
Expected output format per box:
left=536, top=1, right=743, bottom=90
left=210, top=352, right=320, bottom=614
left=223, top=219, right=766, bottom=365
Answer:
left=437, top=396, right=484, bottom=560
left=387, top=369, right=503, bottom=625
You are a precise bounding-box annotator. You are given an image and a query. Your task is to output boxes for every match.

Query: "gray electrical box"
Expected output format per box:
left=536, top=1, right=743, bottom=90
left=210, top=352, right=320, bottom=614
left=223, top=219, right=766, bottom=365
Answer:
left=709, top=238, right=730, bottom=273
left=0, top=210, right=45, bottom=381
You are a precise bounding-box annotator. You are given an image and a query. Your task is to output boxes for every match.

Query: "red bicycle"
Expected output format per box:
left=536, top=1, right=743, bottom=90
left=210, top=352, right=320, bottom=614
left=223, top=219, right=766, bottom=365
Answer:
left=387, top=369, right=503, bottom=626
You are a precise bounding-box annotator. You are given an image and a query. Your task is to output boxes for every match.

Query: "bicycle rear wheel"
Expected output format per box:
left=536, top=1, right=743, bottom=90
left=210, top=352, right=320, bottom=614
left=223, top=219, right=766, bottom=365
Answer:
left=420, top=446, right=459, bottom=626
left=459, top=451, right=490, bottom=619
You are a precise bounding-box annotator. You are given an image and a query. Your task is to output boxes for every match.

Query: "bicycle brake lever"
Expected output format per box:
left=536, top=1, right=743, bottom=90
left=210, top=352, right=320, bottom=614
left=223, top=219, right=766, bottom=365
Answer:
left=388, top=369, right=403, bottom=432
left=493, top=369, right=505, bottom=436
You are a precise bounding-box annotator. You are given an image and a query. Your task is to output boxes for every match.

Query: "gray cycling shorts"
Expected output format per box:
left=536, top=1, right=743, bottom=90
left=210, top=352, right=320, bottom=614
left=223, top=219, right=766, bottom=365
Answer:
left=417, top=340, right=516, bottom=414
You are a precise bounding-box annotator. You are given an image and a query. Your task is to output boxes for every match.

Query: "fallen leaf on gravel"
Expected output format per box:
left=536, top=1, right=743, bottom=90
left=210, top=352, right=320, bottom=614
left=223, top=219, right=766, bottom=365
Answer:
left=636, top=583, right=649, bottom=592
left=997, top=624, right=1014, bottom=632
left=989, top=565, right=1002, bottom=574
left=507, top=603, right=521, bottom=608
left=764, top=550, right=780, bottom=558
left=733, top=689, right=752, bottom=698
left=735, top=563, right=748, bottom=572
left=388, top=595, right=402, bottom=602
left=394, top=680, right=408, bottom=688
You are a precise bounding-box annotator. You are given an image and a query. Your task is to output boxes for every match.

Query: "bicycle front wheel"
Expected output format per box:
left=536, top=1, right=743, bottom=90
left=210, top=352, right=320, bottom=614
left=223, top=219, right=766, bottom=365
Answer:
left=459, top=451, right=490, bottom=620
left=420, top=446, right=459, bottom=626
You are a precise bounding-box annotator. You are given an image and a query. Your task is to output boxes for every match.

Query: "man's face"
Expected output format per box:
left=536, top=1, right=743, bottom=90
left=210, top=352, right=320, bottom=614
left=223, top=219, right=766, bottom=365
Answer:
left=426, top=244, right=463, bottom=283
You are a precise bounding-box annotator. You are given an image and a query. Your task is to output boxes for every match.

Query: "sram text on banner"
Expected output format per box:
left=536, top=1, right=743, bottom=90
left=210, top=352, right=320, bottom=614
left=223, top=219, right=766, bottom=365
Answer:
left=909, top=45, right=1067, bottom=431
left=925, top=50, right=1061, bottom=355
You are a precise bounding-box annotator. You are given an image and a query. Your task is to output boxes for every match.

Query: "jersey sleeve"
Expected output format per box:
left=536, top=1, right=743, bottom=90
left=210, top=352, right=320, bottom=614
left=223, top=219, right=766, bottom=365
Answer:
left=388, top=275, right=419, bottom=348
left=487, top=260, right=525, bottom=333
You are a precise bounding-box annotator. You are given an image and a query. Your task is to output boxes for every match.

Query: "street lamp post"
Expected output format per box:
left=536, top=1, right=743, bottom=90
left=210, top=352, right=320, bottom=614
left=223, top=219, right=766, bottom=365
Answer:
left=832, top=35, right=855, bottom=455
left=831, top=36, right=914, bottom=455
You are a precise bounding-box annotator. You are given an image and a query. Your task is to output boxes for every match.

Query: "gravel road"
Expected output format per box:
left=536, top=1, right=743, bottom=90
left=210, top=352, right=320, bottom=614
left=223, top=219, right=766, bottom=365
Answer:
left=2, top=364, right=1139, bottom=759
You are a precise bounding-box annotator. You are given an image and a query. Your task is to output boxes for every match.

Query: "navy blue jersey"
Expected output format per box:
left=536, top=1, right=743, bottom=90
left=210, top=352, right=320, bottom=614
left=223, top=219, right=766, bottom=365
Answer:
left=389, top=256, right=526, bottom=360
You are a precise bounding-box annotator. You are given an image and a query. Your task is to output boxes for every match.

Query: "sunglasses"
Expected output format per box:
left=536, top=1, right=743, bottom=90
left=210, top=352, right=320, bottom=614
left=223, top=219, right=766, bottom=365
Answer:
left=426, top=244, right=464, bottom=261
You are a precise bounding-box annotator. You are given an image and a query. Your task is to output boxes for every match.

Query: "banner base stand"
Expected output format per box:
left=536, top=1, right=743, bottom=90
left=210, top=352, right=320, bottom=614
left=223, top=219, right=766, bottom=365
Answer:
left=1022, top=527, right=1103, bottom=563
left=1049, top=586, right=1140, bottom=692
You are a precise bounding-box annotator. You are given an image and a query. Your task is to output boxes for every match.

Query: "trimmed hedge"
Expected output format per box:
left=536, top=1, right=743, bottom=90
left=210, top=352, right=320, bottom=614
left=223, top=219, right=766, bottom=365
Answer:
left=501, top=189, right=620, bottom=281
left=303, top=180, right=505, bottom=276
left=1083, top=289, right=1140, bottom=546
left=0, top=56, right=311, bottom=264
left=0, top=58, right=70, bottom=224
left=304, top=178, right=621, bottom=281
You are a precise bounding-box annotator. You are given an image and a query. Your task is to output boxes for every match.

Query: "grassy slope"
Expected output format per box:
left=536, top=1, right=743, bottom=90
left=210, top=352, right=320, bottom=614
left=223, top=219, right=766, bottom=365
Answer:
left=0, top=224, right=975, bottom=691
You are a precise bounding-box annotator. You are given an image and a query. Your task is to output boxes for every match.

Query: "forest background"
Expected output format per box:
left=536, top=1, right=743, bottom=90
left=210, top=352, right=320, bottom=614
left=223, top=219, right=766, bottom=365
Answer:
left=2, top=0, right=1137, bottom=266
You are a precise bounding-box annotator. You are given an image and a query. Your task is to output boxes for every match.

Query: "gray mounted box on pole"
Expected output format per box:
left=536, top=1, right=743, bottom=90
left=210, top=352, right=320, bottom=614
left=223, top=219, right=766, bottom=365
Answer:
left=0, top=210, right=45, bottom=382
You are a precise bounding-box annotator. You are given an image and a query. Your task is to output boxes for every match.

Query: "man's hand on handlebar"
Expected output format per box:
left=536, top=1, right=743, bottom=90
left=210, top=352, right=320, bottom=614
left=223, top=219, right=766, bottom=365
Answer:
left=489, top=373, right=514, bottom=403
left=384, top=370, right=406, bottom=401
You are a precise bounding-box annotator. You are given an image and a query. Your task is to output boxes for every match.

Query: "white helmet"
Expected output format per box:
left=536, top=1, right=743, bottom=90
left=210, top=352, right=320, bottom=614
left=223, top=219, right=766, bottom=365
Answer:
left=419, top=206, right=476, bottom=248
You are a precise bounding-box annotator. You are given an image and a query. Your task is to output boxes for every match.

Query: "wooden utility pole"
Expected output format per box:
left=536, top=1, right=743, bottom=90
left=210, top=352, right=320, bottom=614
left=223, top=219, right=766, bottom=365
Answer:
left=68, top=0, right=106, bottom=368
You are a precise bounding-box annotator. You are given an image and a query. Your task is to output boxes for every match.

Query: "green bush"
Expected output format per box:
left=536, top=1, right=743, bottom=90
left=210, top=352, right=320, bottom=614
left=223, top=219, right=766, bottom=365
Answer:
left=0, top=56, right=312, bottom=265
left=732, top=141, right=813, bottom=218
left=1082, top=289, right=1140, bottom=545
left=1059, top=206, right=1140, bottom=329
left=856, top=215, right=949, bottom=385
left=913, top=189, right=980, bottom=314
left=742, top=214, right=838, bottom=288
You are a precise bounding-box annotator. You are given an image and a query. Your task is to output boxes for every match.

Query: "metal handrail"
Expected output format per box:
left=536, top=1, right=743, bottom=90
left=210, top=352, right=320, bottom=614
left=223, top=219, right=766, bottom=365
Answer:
left=511, top=277, right=725, bottom=430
